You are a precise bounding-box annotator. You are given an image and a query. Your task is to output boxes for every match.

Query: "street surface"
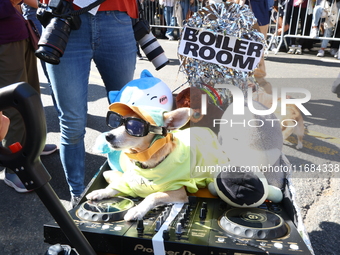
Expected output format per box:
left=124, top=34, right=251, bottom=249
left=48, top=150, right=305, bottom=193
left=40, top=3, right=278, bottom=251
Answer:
left=0, top=39, right=339, bottom=255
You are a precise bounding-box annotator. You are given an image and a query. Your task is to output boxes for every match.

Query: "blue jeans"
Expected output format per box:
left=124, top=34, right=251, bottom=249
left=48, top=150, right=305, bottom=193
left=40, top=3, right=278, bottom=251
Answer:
left=164, top=6, right=176, bottom=36
left=46, top=11, right=136, bottom=196
left=180, top=0, right=190, bottom=21
left=311, top=5, right=333, bottom=49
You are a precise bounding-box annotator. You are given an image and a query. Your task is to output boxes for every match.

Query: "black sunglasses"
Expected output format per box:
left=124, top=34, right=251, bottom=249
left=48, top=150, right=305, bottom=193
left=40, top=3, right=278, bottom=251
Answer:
left=106, top=111, right=167, bottom=137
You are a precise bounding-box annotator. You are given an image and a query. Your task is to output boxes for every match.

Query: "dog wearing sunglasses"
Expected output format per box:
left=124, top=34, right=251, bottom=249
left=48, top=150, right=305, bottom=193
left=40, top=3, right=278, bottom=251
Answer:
left=86, top=103, right=226, bottom=221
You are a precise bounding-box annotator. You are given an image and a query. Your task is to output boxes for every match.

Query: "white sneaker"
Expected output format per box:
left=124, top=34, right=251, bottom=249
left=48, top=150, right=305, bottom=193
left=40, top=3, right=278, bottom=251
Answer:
left=165, top=34, right=174, bottom=41
left=316, top=49, right=325, bottom=57
left=287, top=46, right=296, bottom=54
left=295, top=45, right=302, bottom=55
left=310, top=27, right=318, bottom=38
left=330, top=48, right=338, bottom=56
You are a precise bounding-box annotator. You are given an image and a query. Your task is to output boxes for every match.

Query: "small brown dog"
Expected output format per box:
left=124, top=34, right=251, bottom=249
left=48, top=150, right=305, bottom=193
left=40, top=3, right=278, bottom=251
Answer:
left=253, top=90, right=304, bottom=149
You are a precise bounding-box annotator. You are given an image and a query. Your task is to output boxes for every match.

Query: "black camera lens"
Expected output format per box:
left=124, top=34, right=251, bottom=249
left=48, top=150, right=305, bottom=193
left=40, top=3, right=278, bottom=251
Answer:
left=35, top=17, right=71, bottom=65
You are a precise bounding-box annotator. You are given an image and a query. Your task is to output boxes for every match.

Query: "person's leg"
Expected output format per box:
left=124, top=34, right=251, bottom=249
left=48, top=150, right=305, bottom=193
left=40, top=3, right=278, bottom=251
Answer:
left=181, top=0, right=190, bottom=21
left=321, top=28, right=332, bottom=49
left=0, top=39, right=39, bottom=147
left=311, top=6, right=323, bottom=28
left=25, top=41, right=40, bottom=93
left=164, top=6, right=175, bottom=38
left=0, top=39, right=40, bottom=192
left=253, top=23, right=272, bottom=94
left=46, top=13, right=94, bottom=197
left=317, top=27, right=332, bottom=56
left=93, top=11, right=136, bottom=95
left=330, top=24, right=340, bottom=57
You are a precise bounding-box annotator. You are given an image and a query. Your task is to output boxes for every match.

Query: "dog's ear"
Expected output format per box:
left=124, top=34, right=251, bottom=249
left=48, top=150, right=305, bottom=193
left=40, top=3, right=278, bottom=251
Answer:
left=163, top=107, right=191, bottom=130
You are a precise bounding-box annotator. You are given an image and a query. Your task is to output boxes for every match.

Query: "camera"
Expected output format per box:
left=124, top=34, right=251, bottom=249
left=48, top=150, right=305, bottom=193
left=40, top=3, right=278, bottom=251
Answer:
left=35, top=0, right=81, bottom=65
left=134, top=19, right=169, bottom=70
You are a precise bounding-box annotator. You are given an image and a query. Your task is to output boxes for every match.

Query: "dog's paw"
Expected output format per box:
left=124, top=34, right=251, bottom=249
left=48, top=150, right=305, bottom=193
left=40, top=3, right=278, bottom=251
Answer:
left=124, top=200, right=155, bottom=221
left=86, top=188, right=117, bottom=200
left=296, top=141, right=303, bottom=150
left=124, top=207, right=144, bottom=221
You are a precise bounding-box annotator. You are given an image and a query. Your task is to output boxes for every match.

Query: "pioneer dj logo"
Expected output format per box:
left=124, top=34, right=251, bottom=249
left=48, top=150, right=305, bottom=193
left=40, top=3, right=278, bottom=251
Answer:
left=134, top=244, right=195, bottom=255
left=241, top=212, right=267, bottom=223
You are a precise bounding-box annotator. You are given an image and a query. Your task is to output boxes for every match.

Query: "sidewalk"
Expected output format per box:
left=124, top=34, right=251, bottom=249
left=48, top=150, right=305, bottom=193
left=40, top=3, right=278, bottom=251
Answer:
left=0, top=38, right=339, bottom=255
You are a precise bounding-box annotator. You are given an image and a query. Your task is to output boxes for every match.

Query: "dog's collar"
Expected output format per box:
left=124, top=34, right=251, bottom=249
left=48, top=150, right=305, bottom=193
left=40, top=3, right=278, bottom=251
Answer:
left=124, top=133, right=173, bottom=163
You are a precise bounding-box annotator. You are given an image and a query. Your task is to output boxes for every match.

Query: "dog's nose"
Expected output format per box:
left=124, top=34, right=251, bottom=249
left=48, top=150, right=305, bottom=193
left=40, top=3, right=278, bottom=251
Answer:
left=105, top=133, right=115, bottom=142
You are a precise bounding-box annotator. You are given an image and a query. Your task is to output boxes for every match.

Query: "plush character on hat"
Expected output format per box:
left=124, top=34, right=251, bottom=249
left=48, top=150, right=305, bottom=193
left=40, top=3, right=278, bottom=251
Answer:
left=175, top=86, right=225, bottom=134
left=208, top=100, right=287, bottom=207
left=94, top=69, right=173, bottom=172
left=109, top=69, right=173, bottom=111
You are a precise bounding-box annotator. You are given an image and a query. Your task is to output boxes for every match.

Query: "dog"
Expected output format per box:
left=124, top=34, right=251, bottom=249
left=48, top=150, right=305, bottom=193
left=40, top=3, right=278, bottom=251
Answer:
left=86, top=103, right=226, bottom=221
left=253, top=89, right=304, bottom=149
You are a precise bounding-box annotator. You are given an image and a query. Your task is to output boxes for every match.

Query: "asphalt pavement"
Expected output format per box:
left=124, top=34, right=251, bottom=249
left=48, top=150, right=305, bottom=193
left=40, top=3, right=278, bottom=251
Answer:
left=0, top=38, right=340, bottom=255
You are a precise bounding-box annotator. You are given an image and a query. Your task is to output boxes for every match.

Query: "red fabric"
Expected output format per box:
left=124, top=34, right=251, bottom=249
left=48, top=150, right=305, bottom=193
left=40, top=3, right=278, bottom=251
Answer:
left=40, top=0, right=138, bottom=19
left=98, top=0, right=138, bottom=19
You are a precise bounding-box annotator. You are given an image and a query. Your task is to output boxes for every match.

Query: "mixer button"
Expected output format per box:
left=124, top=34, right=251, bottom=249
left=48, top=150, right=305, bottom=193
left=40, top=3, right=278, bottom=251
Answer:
left=163, top=230, right=170, bottom=240
left=199, top=207, right=207, bottom=219
left=274, top=242, right=283, bottom=249
left=137, top=219, right=144, bottom=233
left=175, top=222, right=183, bottom=234
left=290, top=244, right=299, bottom=250
left=155, top=220, right=162, bottom=232
left=217, top=237, right=225, bottom=243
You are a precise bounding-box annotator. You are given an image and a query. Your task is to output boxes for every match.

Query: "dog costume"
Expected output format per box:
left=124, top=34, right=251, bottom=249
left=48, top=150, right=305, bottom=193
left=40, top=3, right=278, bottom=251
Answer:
left=108, top=69, right=173, bottom=111
left=95, top=103, right=228, bottom=198
left=97, top=69, right=173, bottom=171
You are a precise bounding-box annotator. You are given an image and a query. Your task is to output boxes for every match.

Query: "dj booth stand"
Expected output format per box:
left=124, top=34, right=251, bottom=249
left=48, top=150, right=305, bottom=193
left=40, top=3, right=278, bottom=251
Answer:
left=44, top=159, right=313, bottom=255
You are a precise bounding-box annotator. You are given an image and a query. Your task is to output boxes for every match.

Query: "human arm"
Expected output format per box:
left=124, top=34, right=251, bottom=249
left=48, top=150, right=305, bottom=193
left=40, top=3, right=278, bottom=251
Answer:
left=294, top=0, right=304, bottom=5
left=24, top=0, right=39, bottom=8
left=0, top=112, right=10, bottom=141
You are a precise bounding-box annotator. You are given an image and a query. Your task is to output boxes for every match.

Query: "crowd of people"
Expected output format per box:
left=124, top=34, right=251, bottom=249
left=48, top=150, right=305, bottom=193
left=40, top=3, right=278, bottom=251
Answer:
left=142, top=0, right=339, bottom=58
left=274, top=0, right=340, bottom=58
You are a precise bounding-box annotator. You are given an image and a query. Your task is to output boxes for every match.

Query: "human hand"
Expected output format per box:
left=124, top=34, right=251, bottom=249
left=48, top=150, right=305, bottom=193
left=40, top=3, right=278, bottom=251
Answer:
left=295, top=0, right=304, bottom=5
left=238, top=0, right=246, bottom=6
left=0, top=112, right=10, bottom=141
left=228, top=0, right=246, bottom=6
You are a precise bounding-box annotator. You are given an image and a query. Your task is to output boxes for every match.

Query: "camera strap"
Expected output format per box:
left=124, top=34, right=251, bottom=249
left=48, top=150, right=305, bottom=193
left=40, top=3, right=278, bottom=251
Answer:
left=61, top=0, right=107, bottom=17
left=137, top=0, right=146, bottom=21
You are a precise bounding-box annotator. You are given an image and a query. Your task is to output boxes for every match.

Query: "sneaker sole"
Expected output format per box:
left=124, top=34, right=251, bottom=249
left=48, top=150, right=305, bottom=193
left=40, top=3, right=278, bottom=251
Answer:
left=40, top=147, right=58, bottom=156
left=4, top=178, right=32, bottom=193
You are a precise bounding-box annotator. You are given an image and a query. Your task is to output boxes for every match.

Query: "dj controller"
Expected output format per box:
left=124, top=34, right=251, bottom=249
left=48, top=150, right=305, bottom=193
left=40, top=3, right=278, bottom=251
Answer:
left=44, top=196, right=312, bottom=255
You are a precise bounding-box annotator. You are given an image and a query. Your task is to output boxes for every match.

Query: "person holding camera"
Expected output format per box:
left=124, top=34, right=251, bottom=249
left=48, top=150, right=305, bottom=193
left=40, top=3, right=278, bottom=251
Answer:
left=38, top=0, right=138, bottom=207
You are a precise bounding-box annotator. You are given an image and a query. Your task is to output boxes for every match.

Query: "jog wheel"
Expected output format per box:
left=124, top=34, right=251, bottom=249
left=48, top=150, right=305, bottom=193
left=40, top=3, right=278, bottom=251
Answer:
left=219, top=208, right=288, bottom=240
left=77, top=197, right=134, bottom=222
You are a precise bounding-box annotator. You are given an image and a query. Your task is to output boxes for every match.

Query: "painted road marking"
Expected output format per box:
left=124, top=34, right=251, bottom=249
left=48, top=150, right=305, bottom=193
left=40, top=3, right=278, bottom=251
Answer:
left=305, top=130, right=340, bottom=145
left=286, top=130, right=340, bottom=156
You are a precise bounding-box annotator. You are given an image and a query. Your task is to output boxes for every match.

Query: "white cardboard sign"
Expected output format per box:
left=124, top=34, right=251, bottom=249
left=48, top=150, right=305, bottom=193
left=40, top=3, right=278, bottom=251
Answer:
left=178, top=27, right=264, bottom=72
